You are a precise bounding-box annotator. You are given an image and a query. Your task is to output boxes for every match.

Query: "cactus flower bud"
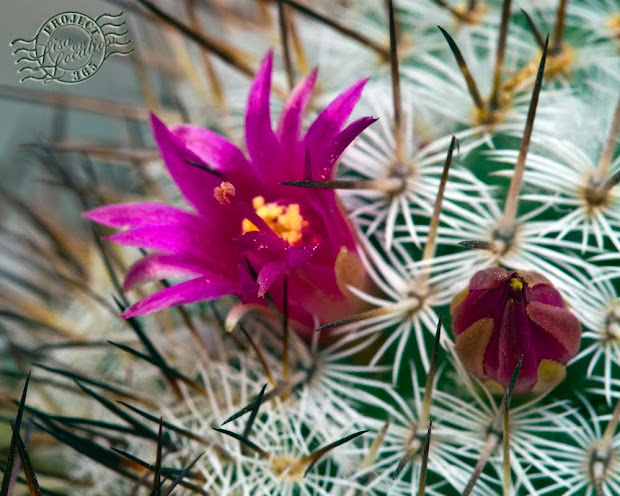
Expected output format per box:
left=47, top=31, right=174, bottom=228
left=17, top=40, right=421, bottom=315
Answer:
left=450, top=267, right=581, bottom=394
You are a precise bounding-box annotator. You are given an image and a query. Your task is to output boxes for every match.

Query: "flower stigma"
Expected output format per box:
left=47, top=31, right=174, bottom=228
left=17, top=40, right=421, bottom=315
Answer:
left=509, top=277, right=523, bottom=292
left=242, top=195, right=309, bottom=246
left=213, top=181, right=236, bottom=205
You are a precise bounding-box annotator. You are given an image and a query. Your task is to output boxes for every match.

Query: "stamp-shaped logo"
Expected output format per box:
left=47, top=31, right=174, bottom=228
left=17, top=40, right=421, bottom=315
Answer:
left=11, top=11, right=133, bottom=84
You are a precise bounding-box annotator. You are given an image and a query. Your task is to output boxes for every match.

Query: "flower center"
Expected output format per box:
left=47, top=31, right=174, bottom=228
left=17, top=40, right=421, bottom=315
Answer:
left=242, top=196, right=308, bottom=246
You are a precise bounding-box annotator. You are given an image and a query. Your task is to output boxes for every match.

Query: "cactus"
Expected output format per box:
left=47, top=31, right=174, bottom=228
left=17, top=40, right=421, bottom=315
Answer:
left=1, top=1, right=619, bottom=495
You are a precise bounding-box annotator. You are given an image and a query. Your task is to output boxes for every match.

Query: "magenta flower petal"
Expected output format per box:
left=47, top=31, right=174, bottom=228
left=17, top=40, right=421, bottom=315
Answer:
left=171, top=124, right=258, bottom=197
left=245, top=51, right=280, bottom=179
left=527, top=302, right=581, bottom=357
left=304, top=77, right=369, bottom=179
left=451, top=268, right=582, bottom=394
left=122, top=276, right=238, bottom=318
left=331, top=117, right=378, bottom=166
left=526, top=283, right=565, bottom=306
left=286, top=243, right=320, bottom=271
left=276, top=68, right=318, bottom=147
left=237, top=263, right=261, bottom=299
left=237, top=230, right=319, bottom=296
left=236, top=230, right=286, bottom=293
left=469, top=266, right=510, bottom=290
left=300, top=188, right=356, bottom=251
left=299, top=116, right=377, bottom=244
left=106, top=224, right=231, bottom=267
left=151, top=114, right=232, bottom=215
left=82, top=202, right=194, bottom=228
left=256, top=260, right=286, bottom=297
left=171, top=124, right=248, bottom=172
left=123, top=253, right=209, bottom=291
left=496, top=297, right=537, bottom=390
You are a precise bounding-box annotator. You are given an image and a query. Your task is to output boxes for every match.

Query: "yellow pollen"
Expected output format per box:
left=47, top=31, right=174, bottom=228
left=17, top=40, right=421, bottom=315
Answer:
left=242, top=196, right=308, bottom=245
left=213, top=181, right=235, bottom=205
left=509, top=277, right=523, bottom=292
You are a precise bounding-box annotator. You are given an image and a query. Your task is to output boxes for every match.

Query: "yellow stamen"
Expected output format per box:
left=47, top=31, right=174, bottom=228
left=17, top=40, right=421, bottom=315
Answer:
left=509, top=278, right=523, bottom=292
left=242, top=196, right=308, bottom=245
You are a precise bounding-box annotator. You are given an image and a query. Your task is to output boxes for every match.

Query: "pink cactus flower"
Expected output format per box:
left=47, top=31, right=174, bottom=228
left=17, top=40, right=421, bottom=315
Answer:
left=450, top=267, right=582, bottom=394
left=84, top=51, right=375, bottom=333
